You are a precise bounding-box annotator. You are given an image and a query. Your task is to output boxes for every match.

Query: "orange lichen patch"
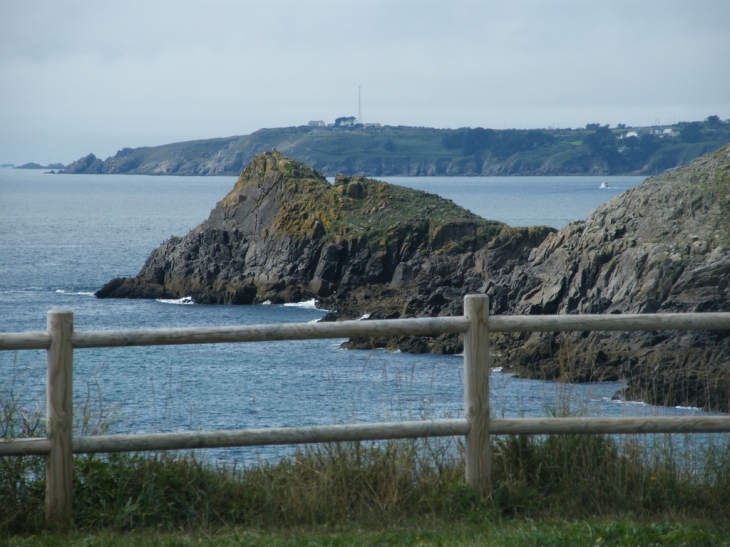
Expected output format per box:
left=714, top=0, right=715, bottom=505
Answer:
left=220, top=151, right=505, bottom=250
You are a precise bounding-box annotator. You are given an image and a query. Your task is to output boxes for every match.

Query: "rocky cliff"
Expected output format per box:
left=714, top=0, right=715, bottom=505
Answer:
left=337, top=144, right=730, bottom=411
left=97, top=146, right=730, bottom=411
left=96, top=151, right=506, bottom=308
left=485, top=145, right=730, bottom=411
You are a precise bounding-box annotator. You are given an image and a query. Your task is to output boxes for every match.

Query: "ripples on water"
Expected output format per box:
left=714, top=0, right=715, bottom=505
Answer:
left=1, top=168, right=722, bottom=464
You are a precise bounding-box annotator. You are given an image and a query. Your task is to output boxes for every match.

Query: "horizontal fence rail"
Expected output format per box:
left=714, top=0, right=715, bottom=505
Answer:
left=4, top=312, right=730, bottom=352
left=5, top=416, right=730, bottom=458
left=0, top=331, right=51, bottom=351
left=2, top=295, right=730, bottom=527
left=70, top=316, right=471, bottom=348
left=0, top=419, right=472, bottom=456
left=489, top=312, right=730, bottom=333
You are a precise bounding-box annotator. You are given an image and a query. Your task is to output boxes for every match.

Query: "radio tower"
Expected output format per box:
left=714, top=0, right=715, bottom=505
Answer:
left=358, top=85, right=362, bottom=124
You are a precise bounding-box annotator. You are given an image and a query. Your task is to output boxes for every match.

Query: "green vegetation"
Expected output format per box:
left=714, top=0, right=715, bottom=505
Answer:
left=441, top=118, right=730, bottom=175
left=66, top=117, right=730, bottom=177
left=442, top=127, right=556, bottom=158
left=288, top=174, right=503, bottom=250
left=242, top=154, right=504, bottom=251
left=5, top=520, right=730, bottom=546
left=3, top=376, right=730, bottom=544
left=3, top=434, right=730, bottom=535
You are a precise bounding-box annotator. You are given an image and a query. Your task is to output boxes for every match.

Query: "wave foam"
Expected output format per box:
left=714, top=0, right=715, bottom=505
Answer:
left=156, top=296, right=194, bottom=305
left=56, top=289, right=95, bottom=296
left=605, top=397, right=647, bottom=406
left=283, top=298, right=319, bottom=310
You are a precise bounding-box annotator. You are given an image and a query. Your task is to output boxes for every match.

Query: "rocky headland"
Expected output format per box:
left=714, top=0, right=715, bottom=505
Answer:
left=61, top=120, right=730, bottom=178
left=489, top=145, right=730, bottom=412
left=97, top=146, right=730, bottom=411
left=96, top=150, right=509, bottom=308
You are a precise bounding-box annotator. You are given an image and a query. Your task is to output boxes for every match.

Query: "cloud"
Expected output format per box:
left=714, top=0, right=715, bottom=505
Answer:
left=1, top=0, right=728, bottom=163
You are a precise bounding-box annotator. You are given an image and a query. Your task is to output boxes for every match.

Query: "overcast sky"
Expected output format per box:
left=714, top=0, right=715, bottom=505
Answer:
left=1, top=0, right=728, bottom=165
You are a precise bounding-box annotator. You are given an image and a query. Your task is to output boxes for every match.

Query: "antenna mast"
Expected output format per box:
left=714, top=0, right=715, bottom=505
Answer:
left=358, top=85, right=362, bottom=124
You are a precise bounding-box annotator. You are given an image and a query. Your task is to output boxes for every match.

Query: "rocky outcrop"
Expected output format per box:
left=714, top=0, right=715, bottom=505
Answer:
left=62, top=153, right=104, bottom=174
left=331, top=145, right=730, bottom=411
left=63, top=154, right=104, bottom=175
left=96, top=151, right=506, bottom=307
left=97, top=145, right=730, bottom=411
left=482, top=145, right=730, bottom=411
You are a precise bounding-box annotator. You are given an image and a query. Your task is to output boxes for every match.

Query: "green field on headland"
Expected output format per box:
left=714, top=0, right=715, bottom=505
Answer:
left=60, top=116, right=730, bottom=177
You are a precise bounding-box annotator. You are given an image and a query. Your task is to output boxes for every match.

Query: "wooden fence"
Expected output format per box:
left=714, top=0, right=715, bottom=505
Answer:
left=2, top=294, right=730, bottom=526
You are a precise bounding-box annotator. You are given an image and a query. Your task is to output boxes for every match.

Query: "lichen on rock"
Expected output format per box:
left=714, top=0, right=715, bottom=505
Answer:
left=95, top=150, right=505, bottom=306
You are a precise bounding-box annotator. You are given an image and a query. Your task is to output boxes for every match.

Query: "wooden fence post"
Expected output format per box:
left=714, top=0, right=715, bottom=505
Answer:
left=463, top=294, right=490, bottom=498
left=46, top=310, right=73, bottom=527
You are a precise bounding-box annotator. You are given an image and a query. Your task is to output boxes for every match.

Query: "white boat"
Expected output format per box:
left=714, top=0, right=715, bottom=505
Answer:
left=599, top=181, right=610, bottom=189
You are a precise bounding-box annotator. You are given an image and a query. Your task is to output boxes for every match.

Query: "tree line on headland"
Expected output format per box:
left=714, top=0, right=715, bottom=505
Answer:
left=60, top=116, right=730, bottom=177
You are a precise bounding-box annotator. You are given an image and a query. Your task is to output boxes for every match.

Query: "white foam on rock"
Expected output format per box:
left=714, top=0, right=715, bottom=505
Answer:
left=283, top=298, right=318, bottom=310
left=156, top=296, right=194, bottom=305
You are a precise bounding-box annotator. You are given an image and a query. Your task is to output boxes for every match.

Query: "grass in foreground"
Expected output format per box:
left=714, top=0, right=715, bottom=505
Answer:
left=3, top=520, right=730, bottom=547
left=2, top=433, right=730, bottom=536
left=3, top=382, right=730, bottom=537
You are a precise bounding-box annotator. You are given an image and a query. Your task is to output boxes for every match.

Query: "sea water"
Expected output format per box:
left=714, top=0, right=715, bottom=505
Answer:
left=0, top=168, right=719, bottom=463
left=379, top=175, right=645, bottom=228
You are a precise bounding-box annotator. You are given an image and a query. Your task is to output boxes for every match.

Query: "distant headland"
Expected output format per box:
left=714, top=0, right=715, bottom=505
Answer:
left=13, top=162, right=65, bottom=170
left=61, top=117, right=730, bottom=178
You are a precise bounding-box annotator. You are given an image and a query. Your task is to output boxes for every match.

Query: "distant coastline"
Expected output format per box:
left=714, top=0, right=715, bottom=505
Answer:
left=59, top=117, right=730, bottom=178
left=13, top=162, right=65, bottom=170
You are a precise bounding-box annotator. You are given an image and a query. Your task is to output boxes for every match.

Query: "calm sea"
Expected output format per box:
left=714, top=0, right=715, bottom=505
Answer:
left=0, top=168, right=714, bottom=463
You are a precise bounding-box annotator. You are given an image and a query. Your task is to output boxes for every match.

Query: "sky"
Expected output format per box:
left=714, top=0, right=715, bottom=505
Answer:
left=1, top=0, right=729, bottom=165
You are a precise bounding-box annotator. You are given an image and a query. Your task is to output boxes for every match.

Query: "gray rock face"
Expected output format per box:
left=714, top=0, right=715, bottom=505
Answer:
left=482, top=145, right=730, bottom=411
left=97, top=153, right=325, bottom=303
left=62, top=153, right=103, bottom=174
left=96, top=145, right=730, bottom=411
left=96, top=151, right=505, bottom=307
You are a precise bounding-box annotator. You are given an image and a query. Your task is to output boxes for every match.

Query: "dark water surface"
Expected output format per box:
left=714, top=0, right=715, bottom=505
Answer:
left=1, top=169, right=716, bottom=463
